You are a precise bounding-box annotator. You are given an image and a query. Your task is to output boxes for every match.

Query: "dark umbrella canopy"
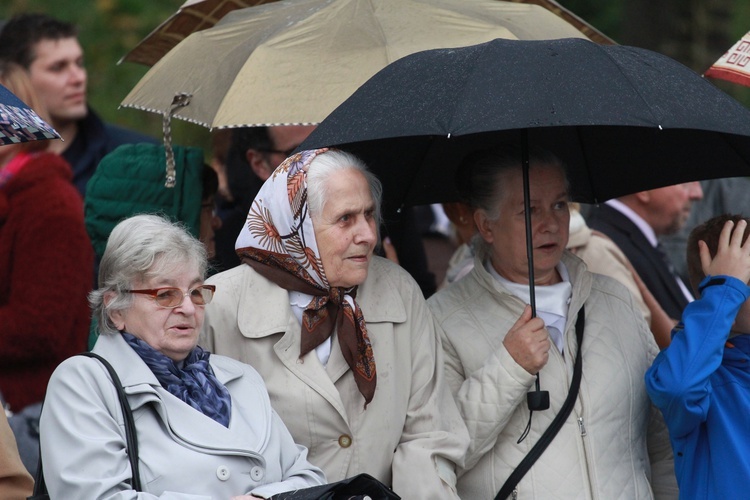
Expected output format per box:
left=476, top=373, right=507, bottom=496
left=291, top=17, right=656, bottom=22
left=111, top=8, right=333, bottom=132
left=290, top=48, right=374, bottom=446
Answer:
left=301, top=37, right=750, bottom=214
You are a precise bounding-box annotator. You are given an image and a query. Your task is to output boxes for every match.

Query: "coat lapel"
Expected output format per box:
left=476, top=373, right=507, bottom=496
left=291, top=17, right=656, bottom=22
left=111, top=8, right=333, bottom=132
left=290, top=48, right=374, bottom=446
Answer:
left=93, top=333, right=269, bottom=454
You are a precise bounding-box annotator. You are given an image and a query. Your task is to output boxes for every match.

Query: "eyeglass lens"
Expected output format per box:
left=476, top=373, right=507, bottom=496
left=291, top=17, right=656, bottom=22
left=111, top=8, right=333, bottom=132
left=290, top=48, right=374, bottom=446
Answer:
left=154, top=286, right=213, bottom=307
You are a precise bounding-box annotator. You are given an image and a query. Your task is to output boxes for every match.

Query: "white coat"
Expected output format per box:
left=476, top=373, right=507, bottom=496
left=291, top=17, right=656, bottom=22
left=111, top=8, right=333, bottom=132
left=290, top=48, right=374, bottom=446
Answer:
left=39, top=332, right=325, bottom=499
left=427, top=250, right=678, bottom=499
left=201, top=256, right=469, bottom=499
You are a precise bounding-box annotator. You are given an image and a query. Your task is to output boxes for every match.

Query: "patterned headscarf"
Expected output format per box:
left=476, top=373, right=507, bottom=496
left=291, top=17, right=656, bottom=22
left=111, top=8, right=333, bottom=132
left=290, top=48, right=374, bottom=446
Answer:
left=235, top=149, right=377, bottom=407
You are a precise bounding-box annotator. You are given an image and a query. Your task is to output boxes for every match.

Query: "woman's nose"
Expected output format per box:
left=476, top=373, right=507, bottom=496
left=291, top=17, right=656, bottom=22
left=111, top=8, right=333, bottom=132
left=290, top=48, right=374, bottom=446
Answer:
left=355, top=218, right=377, bottom=245
left=536, top=210, right=559, bottom=232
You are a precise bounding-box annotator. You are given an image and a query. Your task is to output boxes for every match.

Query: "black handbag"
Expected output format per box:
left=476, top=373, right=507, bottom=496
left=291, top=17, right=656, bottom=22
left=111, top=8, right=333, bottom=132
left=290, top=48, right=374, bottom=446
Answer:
left=28, top=352, right=141, bottom=500
left=496, top=305, right=586, bottom=500
left=270, top=473, right=400, bottom=500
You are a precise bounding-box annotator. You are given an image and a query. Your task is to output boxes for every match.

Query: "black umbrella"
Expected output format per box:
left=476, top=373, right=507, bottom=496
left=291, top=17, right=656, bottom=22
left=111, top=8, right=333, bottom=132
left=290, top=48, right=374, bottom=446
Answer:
left=300, top=35, right=750, bottom=311
left=301, top=37, right=750, bottom=212
left=300, top=37, right=750, bottom=415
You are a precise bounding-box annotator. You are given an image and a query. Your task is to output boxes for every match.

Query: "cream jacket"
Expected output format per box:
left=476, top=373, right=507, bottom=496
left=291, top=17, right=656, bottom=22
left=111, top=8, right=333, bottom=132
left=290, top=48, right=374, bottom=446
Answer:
left=427, top=250, right=678, bottom=499
left=202, top=257, right=469, bottom=499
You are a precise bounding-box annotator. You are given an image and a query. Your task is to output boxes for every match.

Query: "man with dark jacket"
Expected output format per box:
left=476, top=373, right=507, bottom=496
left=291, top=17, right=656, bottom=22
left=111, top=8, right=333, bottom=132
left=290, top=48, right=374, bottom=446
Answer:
left=587, top=182, right=704, bottom=320
left=0, top=13, right=155, bottom=197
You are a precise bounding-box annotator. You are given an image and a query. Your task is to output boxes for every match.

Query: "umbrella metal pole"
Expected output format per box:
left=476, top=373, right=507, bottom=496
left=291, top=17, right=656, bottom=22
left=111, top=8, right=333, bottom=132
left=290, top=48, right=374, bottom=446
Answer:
left=522, top=130, right=536, bottom=316
left=521, top=131, right=550, bottom=424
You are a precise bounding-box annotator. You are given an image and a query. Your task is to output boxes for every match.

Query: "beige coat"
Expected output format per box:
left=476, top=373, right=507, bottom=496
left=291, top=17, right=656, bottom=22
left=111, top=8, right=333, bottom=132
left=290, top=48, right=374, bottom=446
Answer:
left=428, top=250, right=678, bottom=499
left=201, top=256, right=469, bottom=499
left=0, top=411, right=33, bottom=500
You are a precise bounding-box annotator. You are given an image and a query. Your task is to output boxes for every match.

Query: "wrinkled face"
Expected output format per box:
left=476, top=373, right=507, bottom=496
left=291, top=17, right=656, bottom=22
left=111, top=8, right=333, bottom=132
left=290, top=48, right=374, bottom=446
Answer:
left=27, top=38, right=87, bottom=127
left=646, top=182, right=703, bottom=236
left=312, top=168, right=378, bottom=288
left=476, top=163, right=570, bottom=286
left=109, top=261, right=204, bottom=362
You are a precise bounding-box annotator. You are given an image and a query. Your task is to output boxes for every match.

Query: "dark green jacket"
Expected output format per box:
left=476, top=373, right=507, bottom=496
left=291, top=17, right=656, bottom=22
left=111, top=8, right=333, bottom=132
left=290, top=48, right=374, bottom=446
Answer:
left=84, top=143, right=204, bottom=348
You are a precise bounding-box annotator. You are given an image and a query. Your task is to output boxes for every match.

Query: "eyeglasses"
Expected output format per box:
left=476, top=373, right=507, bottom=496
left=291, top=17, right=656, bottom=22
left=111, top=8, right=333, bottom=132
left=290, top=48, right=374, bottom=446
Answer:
left=125, top=285, right=216, bottom=308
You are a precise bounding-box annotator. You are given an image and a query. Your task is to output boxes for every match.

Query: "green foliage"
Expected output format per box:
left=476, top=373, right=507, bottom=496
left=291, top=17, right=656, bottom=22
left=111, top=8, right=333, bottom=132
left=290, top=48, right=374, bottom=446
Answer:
left=0, top=0, right=211, bottom=154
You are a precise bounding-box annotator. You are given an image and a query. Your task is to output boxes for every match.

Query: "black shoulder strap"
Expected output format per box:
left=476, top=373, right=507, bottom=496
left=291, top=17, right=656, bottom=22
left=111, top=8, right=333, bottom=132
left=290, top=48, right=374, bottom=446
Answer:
left=78, top=352, right=142, bottom=491
left=29, top=352, right=141, bottom=499
left=495, top=305, right=585, bottom=500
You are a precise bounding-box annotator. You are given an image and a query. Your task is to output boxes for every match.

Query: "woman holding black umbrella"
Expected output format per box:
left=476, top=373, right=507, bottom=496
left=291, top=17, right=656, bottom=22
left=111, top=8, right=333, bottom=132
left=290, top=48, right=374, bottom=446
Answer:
left=427, top=145, right=678, bottom=499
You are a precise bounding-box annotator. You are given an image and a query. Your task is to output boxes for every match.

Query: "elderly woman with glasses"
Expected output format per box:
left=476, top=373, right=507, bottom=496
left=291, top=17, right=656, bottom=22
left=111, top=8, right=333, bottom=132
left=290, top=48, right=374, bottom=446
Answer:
left=201, top=149, right=469, bottom=499
left=39, top=214, right=325, bottom=499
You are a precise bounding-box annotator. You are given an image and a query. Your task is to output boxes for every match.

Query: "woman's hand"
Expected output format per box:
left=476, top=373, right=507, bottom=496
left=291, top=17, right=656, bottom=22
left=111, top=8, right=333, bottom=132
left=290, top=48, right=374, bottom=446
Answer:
left=503, top=304, right=551, bottom=375
left=701, top=219, right=750, bottom=284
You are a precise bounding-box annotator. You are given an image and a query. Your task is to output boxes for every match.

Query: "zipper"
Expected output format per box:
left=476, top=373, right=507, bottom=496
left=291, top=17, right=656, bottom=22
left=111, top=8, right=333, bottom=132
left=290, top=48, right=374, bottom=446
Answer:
left=577, top=417, right=587, bottom=436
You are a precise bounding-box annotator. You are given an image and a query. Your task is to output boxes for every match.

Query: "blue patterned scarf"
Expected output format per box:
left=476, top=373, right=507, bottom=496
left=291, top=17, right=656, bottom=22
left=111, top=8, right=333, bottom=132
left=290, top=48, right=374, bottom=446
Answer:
left=122, top=333, right=232, bottom=427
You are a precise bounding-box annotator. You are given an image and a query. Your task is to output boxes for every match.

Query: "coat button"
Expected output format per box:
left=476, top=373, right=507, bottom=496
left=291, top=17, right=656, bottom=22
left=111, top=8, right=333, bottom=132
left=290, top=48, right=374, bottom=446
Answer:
left=216, top=465, right=230, bottom=481
left=251, top=466, right=264, bottom=481
left=338, top=434, right=352, bottom=448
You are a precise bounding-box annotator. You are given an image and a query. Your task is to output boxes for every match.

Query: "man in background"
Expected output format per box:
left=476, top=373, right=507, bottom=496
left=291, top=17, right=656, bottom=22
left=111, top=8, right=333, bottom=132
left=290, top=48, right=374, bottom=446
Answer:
left=0, top=13, right=155, bottom=197
left=587, top=182, right=703, bottom=320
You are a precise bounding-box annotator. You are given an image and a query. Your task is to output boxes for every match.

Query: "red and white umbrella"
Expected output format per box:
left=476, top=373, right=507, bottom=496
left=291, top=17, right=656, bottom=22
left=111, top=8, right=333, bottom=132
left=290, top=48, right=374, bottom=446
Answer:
left=704, top=31, right=750, bottom=87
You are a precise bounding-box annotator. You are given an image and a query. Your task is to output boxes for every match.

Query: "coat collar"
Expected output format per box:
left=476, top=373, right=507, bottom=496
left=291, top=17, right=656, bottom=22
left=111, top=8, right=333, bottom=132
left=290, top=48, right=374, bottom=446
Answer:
left=472, top=247, right=591, bottom=331
left=238, top=256, right=408, bottom=338
left=92, top=332, right=268, bottom=453
left=92, top=332, right=244, bottom=389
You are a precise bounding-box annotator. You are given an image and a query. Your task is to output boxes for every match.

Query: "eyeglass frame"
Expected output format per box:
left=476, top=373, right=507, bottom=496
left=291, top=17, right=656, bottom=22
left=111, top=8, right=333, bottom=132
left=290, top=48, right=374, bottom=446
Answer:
left=125, top=285, right=216, bottom=308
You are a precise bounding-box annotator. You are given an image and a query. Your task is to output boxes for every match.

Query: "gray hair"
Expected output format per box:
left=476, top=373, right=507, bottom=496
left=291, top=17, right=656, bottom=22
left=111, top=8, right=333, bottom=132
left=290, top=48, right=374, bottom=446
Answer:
left=306, top=149, right=383, bottom=231
left=89, top=214, right=208, bottom=335
left=458, top=143, right=568, bottom=222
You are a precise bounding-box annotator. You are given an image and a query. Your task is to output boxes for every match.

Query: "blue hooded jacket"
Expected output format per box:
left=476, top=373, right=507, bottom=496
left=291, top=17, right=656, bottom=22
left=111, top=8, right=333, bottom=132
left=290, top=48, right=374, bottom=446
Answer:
left=646, top=275, right=750, bottom=498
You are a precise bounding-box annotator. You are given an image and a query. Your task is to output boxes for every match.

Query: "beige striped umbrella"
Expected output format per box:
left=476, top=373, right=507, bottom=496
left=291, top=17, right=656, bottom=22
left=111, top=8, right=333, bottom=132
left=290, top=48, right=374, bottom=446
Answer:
left=121, top=0, right=600, bottom=129
left=120, top=0, right=614, bottom=67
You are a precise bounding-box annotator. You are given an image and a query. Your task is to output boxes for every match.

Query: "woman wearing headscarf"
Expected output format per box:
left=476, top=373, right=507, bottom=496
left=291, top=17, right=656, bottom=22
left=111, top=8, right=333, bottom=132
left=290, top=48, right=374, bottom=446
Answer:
left=39, top=214, right=325, bottom=498
left=427, top=145, right=677, bottom=499
left=201, top=149, right=468, bottom=499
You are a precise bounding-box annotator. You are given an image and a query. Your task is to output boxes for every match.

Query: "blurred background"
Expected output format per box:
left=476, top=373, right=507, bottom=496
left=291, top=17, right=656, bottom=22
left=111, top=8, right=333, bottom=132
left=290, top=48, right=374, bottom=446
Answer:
left=2, top=0, right=750, bottom=155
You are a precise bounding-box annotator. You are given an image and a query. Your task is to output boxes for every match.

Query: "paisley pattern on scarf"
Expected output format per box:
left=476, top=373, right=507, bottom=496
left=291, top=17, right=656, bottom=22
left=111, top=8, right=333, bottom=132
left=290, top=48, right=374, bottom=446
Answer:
left=235, top=148, right=377, bottom=407
left=122, top=332, right=232, bottom=427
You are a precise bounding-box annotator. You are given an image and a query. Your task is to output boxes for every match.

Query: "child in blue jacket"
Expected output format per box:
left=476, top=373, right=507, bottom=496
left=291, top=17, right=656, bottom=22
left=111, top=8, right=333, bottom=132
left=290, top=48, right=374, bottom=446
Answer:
left=646, top=214, right=750, bottom=498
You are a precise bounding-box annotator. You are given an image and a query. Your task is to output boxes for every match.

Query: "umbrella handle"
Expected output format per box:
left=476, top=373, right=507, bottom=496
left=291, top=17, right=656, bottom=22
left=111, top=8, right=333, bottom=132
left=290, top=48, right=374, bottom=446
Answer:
left=162, top=93, right=192, bottom=188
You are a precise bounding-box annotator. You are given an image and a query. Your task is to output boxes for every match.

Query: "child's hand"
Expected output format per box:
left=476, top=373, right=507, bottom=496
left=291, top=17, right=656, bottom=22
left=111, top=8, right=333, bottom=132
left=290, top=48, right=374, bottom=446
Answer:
left=701, top=219, right=750, bottom=284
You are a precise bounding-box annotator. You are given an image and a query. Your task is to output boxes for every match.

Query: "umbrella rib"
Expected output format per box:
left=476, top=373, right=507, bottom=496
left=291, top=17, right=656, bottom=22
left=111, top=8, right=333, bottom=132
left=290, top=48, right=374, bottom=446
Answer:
left=598, top=47, right=665, bottom=127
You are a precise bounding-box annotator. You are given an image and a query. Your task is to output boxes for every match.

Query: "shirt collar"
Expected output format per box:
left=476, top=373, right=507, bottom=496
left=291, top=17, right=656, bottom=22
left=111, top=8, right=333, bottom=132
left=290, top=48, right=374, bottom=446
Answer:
left=605, top=199, right=658, bottom=247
